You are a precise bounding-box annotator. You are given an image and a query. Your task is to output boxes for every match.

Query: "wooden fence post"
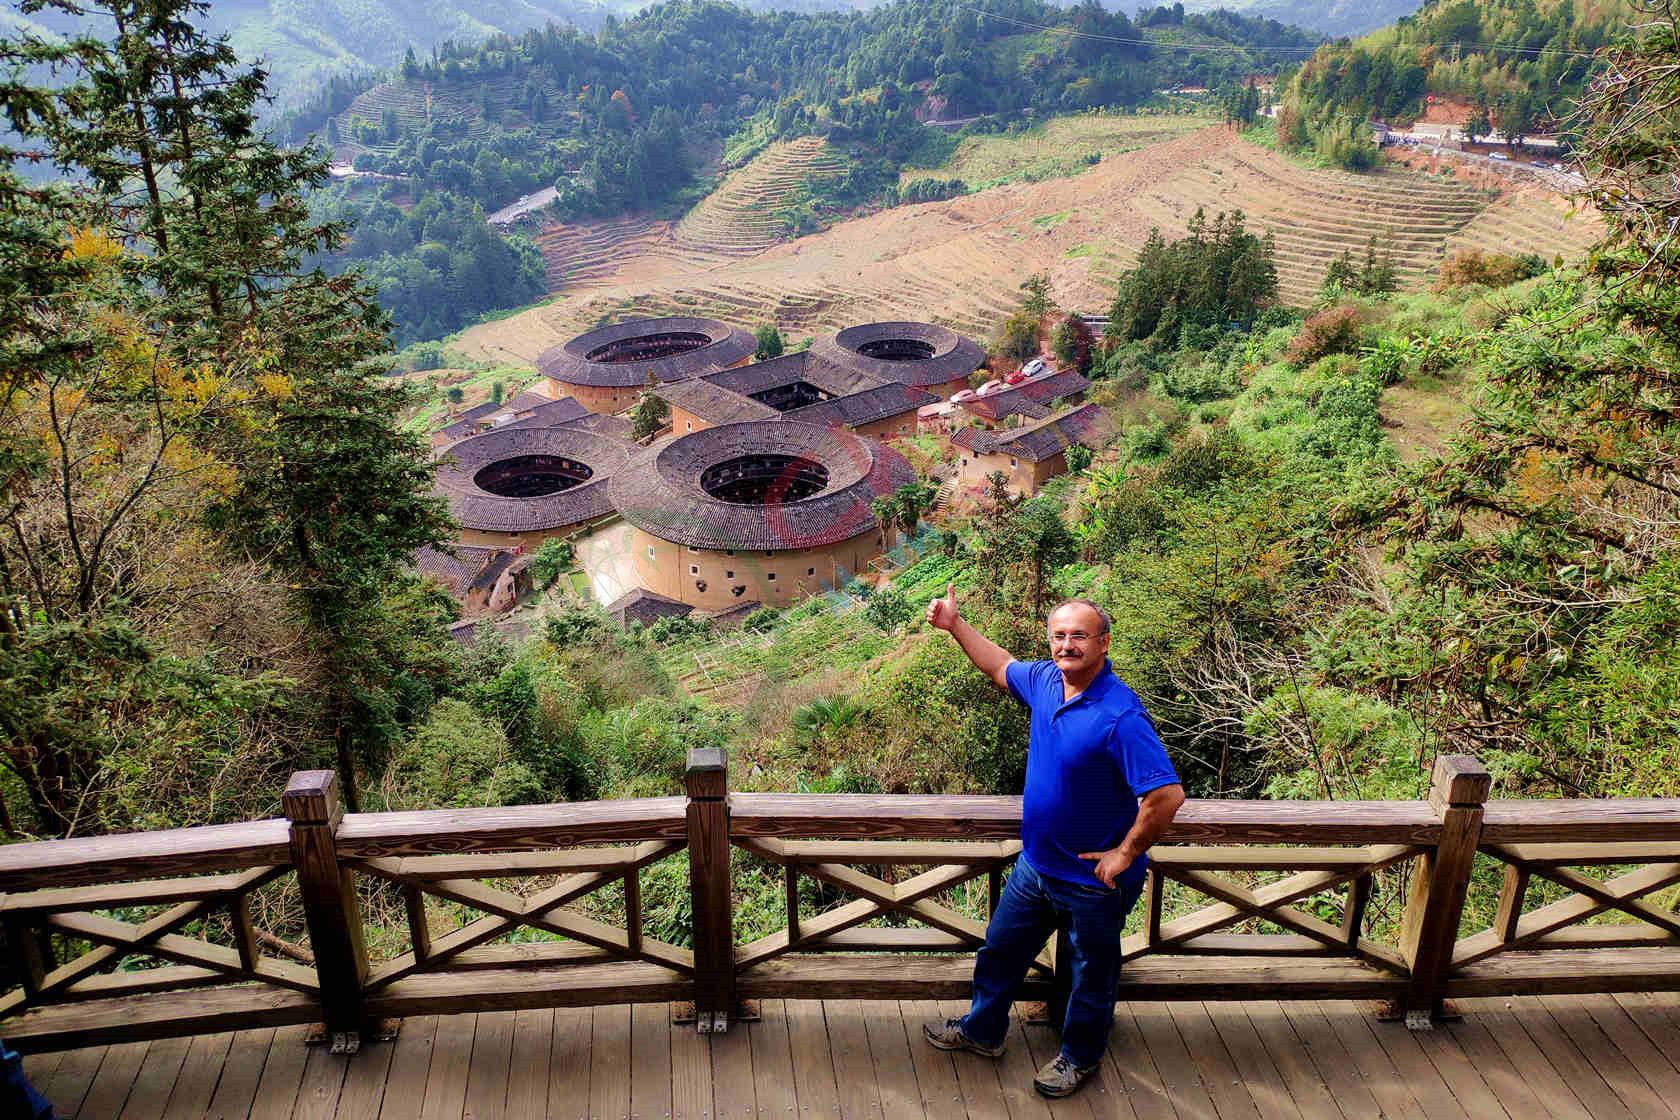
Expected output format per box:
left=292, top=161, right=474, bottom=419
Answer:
left=284, top=770, right=371, bottom=1052
left=1397, top=754, right=1490, bottom=1027
left=686, top=747, right=734, bottom=1032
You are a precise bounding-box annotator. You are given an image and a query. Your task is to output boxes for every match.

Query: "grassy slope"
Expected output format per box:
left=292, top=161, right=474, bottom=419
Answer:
left=898, top=112, right=1211, bottom=189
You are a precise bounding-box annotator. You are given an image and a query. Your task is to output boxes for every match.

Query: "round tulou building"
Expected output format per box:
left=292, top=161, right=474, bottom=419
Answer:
left=535, top=316, right=756, bottom=414
left=811, top=321, right=986, bottom=400
left=435, top=425, right=638, bottom=549
left=606, top=421, right=915, bottom=610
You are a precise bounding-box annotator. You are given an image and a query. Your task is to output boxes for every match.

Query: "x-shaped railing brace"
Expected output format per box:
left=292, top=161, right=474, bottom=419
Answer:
left=734, top=837, right=1048, bottom=973
left=354, top=840, right=691, bottom=990
left=1129, top=847, right=1419, bottom=974
left=1454, top=845, right=1680, bottom=967
left=0, top=865, right=300, bottom=1017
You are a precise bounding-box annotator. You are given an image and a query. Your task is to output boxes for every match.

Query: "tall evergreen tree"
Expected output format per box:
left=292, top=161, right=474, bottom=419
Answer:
left=1, top=0, right=454, bottom=818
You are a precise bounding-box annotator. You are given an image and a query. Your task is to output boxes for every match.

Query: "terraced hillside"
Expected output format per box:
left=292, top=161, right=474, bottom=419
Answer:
left=1123, top=148, right=1501, bottom=305
left=456, top=125, right=1602, bottom=365
left=900, top=112, right=1212, bottom=188
left=334, top=77, right=569, bottom=159
left=672, top=137, right=847, bottom=256
left=1444, top=188, right=1602, bottom=264
left=535, top=216, right=675, bottom=291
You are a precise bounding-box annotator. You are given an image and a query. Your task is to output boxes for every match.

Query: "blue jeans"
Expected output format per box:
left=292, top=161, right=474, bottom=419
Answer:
left=960, top=858, right=1142, bottom=1068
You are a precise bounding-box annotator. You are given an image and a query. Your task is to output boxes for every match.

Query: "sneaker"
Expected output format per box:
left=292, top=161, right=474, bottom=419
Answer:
left=922, top=1017, right=1005, bottom=1058
left=1033, top=1053, right=1098, bottom=1098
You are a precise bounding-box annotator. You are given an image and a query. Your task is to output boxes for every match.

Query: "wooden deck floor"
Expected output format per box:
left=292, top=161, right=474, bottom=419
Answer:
left=20, top=992, right=1680, bottom=1119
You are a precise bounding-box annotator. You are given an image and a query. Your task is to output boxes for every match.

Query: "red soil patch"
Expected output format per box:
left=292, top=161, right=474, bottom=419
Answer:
left=1418, top=98, right=1472, bottom=125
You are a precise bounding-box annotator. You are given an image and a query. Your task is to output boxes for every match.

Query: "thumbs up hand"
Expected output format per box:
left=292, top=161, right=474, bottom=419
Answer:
left=926, top=581, right=960, bottom=632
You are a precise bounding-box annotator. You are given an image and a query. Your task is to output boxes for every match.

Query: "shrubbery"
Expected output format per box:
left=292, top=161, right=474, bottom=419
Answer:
left=742, top=607, right=780, bottom=633
left=1433, top=250, right=1548, bottom=292
left=530, top=538, right=574, bottom=589
left=1285, top=305, right=1363, bottom=366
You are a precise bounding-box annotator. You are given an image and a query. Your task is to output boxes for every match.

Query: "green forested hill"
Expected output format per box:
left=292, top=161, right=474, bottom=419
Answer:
left=1180, top=0, right=1425, bottom=39
left=299, top=0, right=1322, bottom=344
left=212, top=0, right=613, bottom=106
left=208, top=0, right=888, bottom=108
left=1275, top=0, right=1635, bottom=166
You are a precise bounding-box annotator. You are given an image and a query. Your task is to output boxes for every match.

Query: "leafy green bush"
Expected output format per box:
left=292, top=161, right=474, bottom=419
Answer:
left=1096, top=342, right=1157, bottom=391
left=754, top=324, right=785, bottom=360
left=648, top=614, right=712, bottom=644
left=545, top=606, right=614, bottom=648
left=623, top=697, right=733, bottom=787
left=1126, top=422, right=1172, bottom=460
left=1314, top=115, right=1378, bottom=171
left=1161, top=358, right=1240, bottom=403
left=530, top=538, right=574, bottom=589
left=1433, top=249, right=1548, bottom=292
left=1359, top=336, right=1412, bottom=386
left=1077, top=480, right=1167, bottom=563
left=791, top=695, right=862, bottom=746
left=993, top=310, right=1039, bottom=362
left=742, top=607, right=779, bottom=633
left=864, top=587, right=915, bottom=632
left=1158, top=428, right=1259, bottom=491
left=384, top=699, right=544, bottom=809
left=1295, top=375, right=1384, bottom=461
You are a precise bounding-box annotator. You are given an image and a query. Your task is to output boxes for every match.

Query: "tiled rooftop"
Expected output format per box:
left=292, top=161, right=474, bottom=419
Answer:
left=960, top=369, right=1090, bottom=422
left=951, top=402, right=1113, bottom=462
left=812, top=322, right=986, bottom=388
left=608, top=422, right=914, bottom=551
left=536, top=317, right=757, bottom=389
left=605, top=588, right=695, bottom=628
left=434, top=426, right=639, bottom=533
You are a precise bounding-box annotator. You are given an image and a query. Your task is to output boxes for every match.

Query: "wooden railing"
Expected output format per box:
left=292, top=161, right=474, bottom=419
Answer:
left=1, top=751, right=1677, bottom=1052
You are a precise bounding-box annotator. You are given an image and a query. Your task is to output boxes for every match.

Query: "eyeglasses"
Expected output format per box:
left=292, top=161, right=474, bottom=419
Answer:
left=1050, top=632, right=1096, bottom=642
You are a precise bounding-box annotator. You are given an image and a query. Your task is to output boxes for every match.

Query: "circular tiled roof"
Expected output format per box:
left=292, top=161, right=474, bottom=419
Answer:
left=813, top=322, right=986, bottom=388
left=436, top=426, right=637, bottom=533
left=608, top=422, right=915, bottom=551
left=537, top=317, right=756, bottom=389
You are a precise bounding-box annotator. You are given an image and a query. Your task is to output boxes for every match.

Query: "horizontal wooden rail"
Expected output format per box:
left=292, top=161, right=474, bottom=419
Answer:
left=1480, top=799, right=1680, bottom=842
left=334, top=796, right=690, bottom=858
left=1, top=751, right=1677, bottom=1054
left=729, top=793, right=1443, bottom=844
left=729, top=794, right=1024, bottom=839
left=0, top=819, right=292, bottom=892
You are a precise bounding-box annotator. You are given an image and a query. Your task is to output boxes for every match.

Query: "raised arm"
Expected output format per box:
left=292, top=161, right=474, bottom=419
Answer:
left=926, top=581, right=1014, bottom=691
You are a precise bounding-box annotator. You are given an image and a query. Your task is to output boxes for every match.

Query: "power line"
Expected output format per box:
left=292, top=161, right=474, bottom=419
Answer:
left=954, top=5, right=1607, bottom=62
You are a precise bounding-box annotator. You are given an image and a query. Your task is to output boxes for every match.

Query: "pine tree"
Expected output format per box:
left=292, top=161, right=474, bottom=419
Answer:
left=2, top=0, right=455, bottom=817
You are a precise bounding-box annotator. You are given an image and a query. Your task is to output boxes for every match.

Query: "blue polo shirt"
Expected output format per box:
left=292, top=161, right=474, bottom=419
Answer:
left=1004, top=658, right=1179, bottom=891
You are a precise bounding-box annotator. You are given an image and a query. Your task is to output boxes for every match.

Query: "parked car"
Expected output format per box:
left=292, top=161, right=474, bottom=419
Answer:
left=1021, top=358, right=1046, bottom=377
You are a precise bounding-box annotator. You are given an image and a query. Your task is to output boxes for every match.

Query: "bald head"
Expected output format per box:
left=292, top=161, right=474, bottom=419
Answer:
left=1048, top=598, right=1111, bottom=635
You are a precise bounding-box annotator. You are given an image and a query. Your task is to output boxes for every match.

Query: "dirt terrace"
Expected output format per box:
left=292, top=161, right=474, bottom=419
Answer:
left=459, top=126, right=1599, bottom=364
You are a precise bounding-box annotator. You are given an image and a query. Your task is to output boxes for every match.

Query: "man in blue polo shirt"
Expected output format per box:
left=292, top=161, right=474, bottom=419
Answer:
left=921, top=586, right=1185, bottom=1098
